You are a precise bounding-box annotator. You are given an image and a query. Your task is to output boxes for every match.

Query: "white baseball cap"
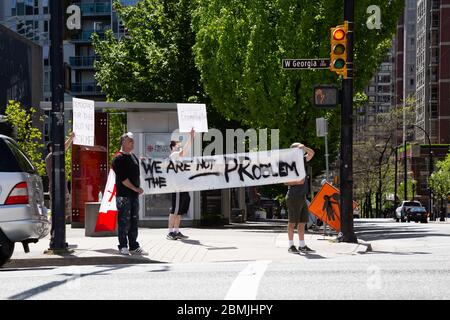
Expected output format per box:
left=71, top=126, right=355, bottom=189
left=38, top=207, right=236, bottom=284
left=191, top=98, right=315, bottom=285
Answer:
left=120, top=132, right=134, bottom=144
left=124, top=132, right=134, bottom=139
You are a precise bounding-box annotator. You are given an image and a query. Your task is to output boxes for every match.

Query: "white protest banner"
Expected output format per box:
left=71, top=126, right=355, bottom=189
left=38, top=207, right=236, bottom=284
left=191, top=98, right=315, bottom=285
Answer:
left=177, top=103, right=208, bottom=133
left=73, top=97, right=95, bottom=146
left=140, top=148, right=305, bottom=194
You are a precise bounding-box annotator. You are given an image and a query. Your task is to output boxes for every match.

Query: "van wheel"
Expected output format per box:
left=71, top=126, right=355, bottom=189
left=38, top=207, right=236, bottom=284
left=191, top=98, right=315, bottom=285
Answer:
left=0, top=237, right=15, bottom=267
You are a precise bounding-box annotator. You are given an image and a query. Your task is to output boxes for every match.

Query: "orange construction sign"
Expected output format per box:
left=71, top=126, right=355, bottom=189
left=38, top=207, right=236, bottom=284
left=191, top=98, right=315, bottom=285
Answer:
left=308, top=182, right=357, bottom=232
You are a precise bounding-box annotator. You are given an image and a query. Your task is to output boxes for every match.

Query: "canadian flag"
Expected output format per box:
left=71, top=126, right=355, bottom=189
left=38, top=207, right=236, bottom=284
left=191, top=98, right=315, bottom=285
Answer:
left=95, top=169, right=118, bottom=232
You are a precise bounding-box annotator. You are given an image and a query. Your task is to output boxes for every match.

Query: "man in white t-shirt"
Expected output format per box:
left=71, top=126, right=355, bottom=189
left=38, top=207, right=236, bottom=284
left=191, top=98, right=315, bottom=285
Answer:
left=167, top=128, right=195, bottom=240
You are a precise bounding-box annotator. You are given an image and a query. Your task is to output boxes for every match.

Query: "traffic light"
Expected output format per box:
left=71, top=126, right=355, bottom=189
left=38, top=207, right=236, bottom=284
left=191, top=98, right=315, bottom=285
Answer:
left=330, top=22, right=348, bottom=78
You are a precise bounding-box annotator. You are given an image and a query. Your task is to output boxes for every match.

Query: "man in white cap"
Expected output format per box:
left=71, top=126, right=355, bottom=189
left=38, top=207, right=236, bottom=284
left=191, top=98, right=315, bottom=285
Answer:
left=285, top=142, right=315, bottom=254
left=112, top=132, right=148, bottom=255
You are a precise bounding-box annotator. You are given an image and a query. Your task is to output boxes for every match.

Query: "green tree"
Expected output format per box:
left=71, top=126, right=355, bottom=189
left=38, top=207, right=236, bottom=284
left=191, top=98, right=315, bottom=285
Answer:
left=192, top=0, right=403, bottom=173
left=92, top=0, right=203, bottom=103
left=5, top=101, right=45, bottom=176
left=429, top=152, right=450, bottom=214
left=106, top=109, right=127, bottom=162
left=353, top=103, right=415, bottom=217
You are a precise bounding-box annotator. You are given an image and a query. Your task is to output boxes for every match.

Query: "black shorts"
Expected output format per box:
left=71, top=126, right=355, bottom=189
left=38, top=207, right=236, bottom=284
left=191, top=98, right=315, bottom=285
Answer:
left=170, top=192, right=190, bottom=215
left=286, top=193, right=309, bottom=224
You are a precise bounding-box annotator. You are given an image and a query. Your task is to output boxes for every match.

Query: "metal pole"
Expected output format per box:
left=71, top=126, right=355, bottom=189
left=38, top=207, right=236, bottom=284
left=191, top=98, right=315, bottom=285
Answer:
left=394, top=146, right=398, bottom=215
left=49, top=0, right=67, bottom=251
left=413, top=125, right=434, bottom=220
left=339, top=0, right=357, bottom=243
left=325, top=130, right=330, bottom=183
left=324, top=121, right=329, bottom=236
left=403, top=141, right=407, bottom=201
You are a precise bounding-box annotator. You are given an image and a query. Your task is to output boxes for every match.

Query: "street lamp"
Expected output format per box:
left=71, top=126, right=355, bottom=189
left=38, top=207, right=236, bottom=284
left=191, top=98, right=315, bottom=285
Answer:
left=411, top=124, right=434, bottom=220
left=375, top=134, right=393, bottom=218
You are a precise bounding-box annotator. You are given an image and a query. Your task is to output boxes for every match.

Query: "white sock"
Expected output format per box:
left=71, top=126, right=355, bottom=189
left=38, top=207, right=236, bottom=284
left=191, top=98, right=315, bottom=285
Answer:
left=289, top=240, right=294, bottom=247
left=169, top=228, right=173, bottom=233
left=299, top=240, right=305, bottom=247
left=174, top=228, right=179, bottom=234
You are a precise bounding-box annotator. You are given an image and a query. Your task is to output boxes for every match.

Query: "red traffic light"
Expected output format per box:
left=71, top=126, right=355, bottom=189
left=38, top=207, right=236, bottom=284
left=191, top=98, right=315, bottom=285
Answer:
left=333, top=28, right=346, bottom=41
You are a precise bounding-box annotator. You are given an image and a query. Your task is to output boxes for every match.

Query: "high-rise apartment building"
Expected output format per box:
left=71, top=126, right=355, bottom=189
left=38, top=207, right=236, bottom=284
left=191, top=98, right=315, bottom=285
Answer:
left=416, top=0, right=450, bottom=144
left=355, top=47, right=395, bottom=140
left=1, top=1, right=140, bottom=142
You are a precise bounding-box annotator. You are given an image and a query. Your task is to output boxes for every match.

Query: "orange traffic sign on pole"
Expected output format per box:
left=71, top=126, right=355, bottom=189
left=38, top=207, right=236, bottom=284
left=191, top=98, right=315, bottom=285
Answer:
left=308, top=182, right=357, bottom=232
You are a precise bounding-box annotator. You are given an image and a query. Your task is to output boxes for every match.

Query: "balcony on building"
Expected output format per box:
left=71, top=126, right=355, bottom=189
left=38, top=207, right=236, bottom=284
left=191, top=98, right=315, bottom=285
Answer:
left=76, top=2, right=112, bottom=16
left=71, top=82, right=103, bottom=95
left=69, top=56, right=98, bottom=69
left=70, top=30, right=105, bottom=43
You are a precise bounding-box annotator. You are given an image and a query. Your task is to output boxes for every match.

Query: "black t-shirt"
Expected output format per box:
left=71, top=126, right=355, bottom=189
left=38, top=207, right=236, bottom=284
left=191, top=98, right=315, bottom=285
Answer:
left=112, top=152, right=140, bottom=197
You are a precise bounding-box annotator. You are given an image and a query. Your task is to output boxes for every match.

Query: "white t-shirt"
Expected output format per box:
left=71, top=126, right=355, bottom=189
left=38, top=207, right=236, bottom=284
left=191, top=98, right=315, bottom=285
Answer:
left=170, top=149, right=182, bottom=161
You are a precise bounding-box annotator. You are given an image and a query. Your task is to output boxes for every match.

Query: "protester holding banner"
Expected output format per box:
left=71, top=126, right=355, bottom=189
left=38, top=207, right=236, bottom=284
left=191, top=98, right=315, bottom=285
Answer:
left=112, top=132, right=148, bottom=256
left=166, top=128, right=195, bottom=240
left=285, top=142, right=315, bottom=254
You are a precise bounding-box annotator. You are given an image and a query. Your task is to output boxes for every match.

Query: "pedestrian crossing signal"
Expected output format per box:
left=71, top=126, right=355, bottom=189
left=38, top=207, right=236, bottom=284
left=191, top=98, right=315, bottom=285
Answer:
left=330, top=22, right=348, bottom=78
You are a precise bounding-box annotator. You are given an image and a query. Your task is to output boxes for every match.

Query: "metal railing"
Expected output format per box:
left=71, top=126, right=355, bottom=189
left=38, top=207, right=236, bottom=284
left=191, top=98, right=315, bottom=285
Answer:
left=76, top=2, right=111, bottom=15
left=71, top=30, right=105, bottom=42
left=71, top=82, right=103, bottom=95
left=69, top=56, right=98, bottom=68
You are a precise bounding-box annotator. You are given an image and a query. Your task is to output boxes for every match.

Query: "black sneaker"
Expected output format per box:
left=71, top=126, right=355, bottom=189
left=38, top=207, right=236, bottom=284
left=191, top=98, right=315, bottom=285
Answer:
left=288, top=245, right=299, bottom=254
left=299, top=245, right=315, bottom=253
left=175, top=232, right=189, bottom=240
left=166, top=232, right=177, bottom=240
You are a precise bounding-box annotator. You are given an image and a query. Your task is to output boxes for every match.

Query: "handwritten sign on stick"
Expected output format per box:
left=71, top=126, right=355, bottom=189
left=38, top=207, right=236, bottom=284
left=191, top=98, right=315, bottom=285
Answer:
left=140, top=148, right=305, bottom=194
left=177, top=103, right=208, bottom=133
left=73, top=97, right=95, bottom=146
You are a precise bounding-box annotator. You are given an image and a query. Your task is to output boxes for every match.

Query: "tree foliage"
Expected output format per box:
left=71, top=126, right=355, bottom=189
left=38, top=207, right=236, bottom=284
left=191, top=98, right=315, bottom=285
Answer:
left=93, top=0, right=203, bottom=103
left=107, top=109, right=127, bottom=162
left=192, top=0, right=403, bottom=147
left=353, top=103, right=416, bottom=215
left=5, top=101, right=45, bottom=176
left=429, top=152, right=450, bottom=200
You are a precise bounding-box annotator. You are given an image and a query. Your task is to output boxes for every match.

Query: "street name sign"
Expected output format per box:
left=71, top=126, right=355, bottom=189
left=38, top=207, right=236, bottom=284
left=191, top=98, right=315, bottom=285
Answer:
left=282, top=59, right=330, bottom=69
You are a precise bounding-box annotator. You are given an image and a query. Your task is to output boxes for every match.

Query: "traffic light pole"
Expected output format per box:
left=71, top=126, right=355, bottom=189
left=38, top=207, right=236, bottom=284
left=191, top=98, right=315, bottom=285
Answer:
left=49, top=0, right=67, bottom=251
left=339, top=0, right=357, bottom=243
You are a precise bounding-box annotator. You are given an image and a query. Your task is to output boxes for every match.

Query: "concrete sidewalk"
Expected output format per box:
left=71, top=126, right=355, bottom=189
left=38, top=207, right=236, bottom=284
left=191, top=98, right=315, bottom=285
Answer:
left=4, top=222, right=371, bottom=268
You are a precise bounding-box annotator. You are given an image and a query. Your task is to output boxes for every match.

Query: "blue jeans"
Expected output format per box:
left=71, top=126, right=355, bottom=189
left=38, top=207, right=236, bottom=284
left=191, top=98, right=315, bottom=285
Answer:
left=116, top=196, right=140, bottom=250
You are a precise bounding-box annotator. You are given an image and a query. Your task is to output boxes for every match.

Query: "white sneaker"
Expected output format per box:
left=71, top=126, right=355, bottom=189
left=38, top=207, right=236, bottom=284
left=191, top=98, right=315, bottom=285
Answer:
left=130, top=247, right=148, bottom=256
left=119, top=247, right=130, bottom=255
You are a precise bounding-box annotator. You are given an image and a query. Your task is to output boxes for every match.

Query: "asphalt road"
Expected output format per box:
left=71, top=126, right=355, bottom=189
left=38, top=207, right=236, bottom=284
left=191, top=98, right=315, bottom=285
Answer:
left=1, top=219, right=450, bottom=300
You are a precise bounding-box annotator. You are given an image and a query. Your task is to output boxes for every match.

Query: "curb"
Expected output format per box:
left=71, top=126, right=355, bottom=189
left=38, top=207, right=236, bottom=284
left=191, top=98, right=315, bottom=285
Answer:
left=354, top=240, right=372, bottom=254
left=3, top=255, right=161, bottom=269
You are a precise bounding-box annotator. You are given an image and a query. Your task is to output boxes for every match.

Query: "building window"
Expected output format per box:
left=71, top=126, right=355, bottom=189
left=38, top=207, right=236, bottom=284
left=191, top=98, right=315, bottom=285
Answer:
left=17, top=2, right=25, bottom=15
left=44, top=20, right=48, bottom=32
left=26, top=3, right=33, bottom=15
left=431, top=104, right=438, bottom=118
left=43, top=0, right=48, bottom=14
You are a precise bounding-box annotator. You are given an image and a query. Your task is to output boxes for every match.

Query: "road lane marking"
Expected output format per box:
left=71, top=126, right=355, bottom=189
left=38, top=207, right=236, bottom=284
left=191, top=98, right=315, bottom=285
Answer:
left=225, top=260, right=271, bottom=300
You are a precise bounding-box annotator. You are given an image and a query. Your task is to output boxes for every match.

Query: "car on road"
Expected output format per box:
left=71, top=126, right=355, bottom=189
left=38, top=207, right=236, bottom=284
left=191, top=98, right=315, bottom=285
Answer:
left=395, top=200, right=423, bottom=222
left=406, top=206, right=428, bottom=223
left=0, top=135, right=50, bottom=267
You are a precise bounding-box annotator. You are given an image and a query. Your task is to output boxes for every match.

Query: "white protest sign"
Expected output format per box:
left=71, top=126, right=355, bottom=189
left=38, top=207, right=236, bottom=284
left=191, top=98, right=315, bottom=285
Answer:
left=177, top=103, right=208, bottom=133
left=73, top=98, right=95, bottom=146
left=140, top=148, right=305, bottom=194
